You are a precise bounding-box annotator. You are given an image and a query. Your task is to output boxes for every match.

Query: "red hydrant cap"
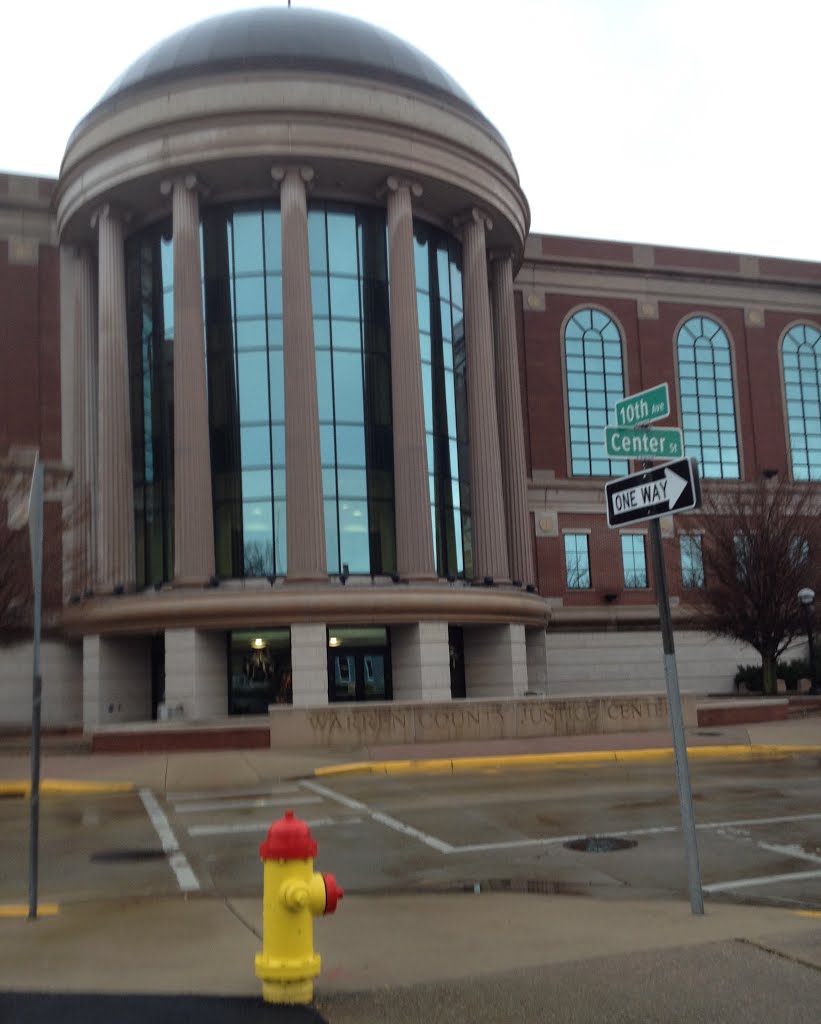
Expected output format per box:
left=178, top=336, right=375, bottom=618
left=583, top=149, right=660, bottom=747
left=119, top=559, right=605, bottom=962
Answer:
left=259, top=809, right=318, bottom=860
left=323, top=872, right=344, bottom=915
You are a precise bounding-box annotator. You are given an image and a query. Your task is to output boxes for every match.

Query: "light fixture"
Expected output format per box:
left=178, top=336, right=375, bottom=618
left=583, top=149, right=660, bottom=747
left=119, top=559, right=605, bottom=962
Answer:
left=251, top=637, right=266, bottom=650
left=328, top=635, right=341, bottom=648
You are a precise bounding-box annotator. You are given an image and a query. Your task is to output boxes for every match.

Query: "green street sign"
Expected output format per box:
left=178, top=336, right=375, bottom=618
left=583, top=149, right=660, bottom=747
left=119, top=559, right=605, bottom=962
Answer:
left=614, top=383, right=670, bottom=427
left=604, top=425, right=683, bottom=460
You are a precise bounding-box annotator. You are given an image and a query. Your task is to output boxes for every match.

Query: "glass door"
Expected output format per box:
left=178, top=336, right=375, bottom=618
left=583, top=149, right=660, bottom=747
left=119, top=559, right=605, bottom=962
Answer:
left=328, top=626, right=391, bottom=702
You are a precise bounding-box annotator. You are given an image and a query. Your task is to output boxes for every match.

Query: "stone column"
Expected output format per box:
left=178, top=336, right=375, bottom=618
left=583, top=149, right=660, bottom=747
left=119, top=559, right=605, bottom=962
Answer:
left=491, top=250, right=535, bottom=586
left=94, top=205, right=135, bottom=592
left=385, top=177, right=435, bottom=580
left=71, top=245, right=97, bottom=596
left=163, top=175, right=215, bottom=585
left=272, top=166, right=326, bottom=581
left=459, top=209, right=510, bottom=582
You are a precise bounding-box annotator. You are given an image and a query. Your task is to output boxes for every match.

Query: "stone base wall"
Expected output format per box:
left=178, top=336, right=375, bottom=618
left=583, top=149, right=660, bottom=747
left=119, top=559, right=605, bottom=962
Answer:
left=269, top=692, right=695, bottom=749
left=0, top=639, right=83, bottom=726
left=544, top=630, right=758, bottom=695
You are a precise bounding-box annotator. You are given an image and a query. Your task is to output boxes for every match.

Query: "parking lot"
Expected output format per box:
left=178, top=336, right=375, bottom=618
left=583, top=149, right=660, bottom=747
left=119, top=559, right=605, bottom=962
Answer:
left=2, top=754, right=820, bottom=911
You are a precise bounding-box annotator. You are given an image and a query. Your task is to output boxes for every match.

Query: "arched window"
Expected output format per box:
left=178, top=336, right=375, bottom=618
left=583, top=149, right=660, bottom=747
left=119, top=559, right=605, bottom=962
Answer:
left=564, top=308, right=627, bottom=476
left=782, top=324, right=821, bottom=480
left=676, top=316, right=739, bottom=479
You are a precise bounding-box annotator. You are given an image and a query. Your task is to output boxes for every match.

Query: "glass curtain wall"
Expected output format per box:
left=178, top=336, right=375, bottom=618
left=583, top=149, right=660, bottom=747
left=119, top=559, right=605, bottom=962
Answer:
left=126, top=230, right=175, bottom=589
left=308, top=204, right=395, bottom=576
left=202, top=207, right=286, bottom=579
left=413, top=223, right=472, bottom=578
left=126, top=201, right=472, bottom=584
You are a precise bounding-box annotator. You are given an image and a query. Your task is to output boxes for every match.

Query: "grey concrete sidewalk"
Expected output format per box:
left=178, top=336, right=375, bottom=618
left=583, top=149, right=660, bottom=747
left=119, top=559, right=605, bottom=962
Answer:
left=1, top=890, right=820, bottom=1020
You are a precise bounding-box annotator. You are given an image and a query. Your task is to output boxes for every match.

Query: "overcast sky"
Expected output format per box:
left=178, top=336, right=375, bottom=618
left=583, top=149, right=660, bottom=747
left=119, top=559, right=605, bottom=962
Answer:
left=5, top=0, right=819, bottom=260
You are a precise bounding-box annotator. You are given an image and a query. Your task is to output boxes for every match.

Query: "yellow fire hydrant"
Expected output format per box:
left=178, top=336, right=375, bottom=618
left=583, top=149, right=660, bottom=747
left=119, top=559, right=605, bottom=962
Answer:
left=254, top=808, right=343, bottom=1004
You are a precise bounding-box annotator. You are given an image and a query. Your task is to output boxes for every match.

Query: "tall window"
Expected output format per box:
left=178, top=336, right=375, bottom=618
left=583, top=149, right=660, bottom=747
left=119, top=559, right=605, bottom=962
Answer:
left=414, top=223, right=472, bottom=578
left=126, top=230, right=174, bottom=589
left=621, top=534, right=648, bottom=588
left=309, top=204, right=395, bottom=577
left=564, top=533, right=591, bottom=589
left=676, top=316, right=739, bottom=479
left=679, top=533, right=705, bottom=588
left=564, top=308, right=627, bottom=477
left=782, top=323, right=821, bottom=480
left=201, top=206, right=285, bottom=579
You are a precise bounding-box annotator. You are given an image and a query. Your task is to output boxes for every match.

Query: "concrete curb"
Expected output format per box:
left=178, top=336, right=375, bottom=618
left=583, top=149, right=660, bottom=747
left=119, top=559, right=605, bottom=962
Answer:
left=0, top=780, right=135, bottom=796
left=313, top=744, right=821, bottom=777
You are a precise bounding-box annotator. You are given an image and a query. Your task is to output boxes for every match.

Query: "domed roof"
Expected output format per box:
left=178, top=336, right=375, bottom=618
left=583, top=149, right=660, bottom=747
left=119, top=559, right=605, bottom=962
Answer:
left=96, top=6, right=483, bottom=120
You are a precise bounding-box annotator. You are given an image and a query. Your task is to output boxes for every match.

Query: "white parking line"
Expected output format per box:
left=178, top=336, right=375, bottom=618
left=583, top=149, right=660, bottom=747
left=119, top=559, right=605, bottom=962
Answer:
left=300, top=780, right=454, bottom=853
left=168, top=784, right=302, bottom=803
left=704, top=869, right=821, bottom=893
left=174, top=795, right=322, bottom=814
left=188, top=815, right=363, bottom=837
left=139, top=788, right=200, bottom=892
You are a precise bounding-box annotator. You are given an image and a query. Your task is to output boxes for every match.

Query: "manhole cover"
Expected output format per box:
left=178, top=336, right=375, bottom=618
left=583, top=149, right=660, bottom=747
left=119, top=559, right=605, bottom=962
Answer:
left=90, top=848, right=166, bottom=863
left=563, top=836, right=638, bottom=853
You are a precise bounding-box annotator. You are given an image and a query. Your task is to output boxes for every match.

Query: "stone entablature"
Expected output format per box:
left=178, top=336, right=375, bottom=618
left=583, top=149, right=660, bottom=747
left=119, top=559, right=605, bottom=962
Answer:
left=269, top=694, right=693, bottom=749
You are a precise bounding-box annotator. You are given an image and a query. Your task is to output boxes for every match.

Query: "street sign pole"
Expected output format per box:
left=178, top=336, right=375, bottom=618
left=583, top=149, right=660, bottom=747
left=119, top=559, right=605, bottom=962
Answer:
left=28, top=457, right=44, bottom=921
left=648, top=515, right=704, bottom=915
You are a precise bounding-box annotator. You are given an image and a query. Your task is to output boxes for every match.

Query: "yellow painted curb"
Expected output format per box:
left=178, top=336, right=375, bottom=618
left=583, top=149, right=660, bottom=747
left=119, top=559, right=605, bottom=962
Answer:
left=0, top=903, right=59, bottom=919
left=314, top=744, right=821, bottom=778
left=0, top=780, right=134, bottom=796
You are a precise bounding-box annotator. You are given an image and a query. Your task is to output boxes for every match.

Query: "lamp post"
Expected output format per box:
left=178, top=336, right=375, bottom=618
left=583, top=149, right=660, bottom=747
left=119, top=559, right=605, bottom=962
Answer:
left=798, top=588, right=820, bottom=695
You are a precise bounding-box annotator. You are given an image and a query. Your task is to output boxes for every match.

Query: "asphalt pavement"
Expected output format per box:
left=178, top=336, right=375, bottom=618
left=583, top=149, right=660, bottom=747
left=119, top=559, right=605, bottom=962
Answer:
left=1, top=716, right=820, bottom=1022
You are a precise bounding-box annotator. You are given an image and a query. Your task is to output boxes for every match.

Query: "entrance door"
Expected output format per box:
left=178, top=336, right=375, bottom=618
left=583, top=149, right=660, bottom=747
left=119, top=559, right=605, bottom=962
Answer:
left=328, top=626, right=392, bottom=702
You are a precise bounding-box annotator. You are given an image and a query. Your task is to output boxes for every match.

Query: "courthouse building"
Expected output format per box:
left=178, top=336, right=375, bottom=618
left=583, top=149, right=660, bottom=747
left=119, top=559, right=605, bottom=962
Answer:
left=2, top=6, right=820, bottom=729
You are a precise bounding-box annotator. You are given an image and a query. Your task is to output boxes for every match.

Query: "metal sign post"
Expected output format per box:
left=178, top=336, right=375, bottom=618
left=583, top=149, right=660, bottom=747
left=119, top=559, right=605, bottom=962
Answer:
left=648, top=515, right=704, bottom=915
left=603, top=390, right=704, bottom=915
left=27, top=457, right=44, bottom=920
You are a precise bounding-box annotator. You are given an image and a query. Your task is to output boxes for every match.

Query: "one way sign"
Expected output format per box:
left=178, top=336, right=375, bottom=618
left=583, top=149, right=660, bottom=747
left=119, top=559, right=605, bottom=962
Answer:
left=605, top=458, right=701, bottom=528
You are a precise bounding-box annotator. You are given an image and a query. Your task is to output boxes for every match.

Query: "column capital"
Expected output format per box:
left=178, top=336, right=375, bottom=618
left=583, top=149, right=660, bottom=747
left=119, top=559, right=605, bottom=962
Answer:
left=271, top=165, right=315, bottom=187
left=160, top=173, right=208, bottom=197
left=383, top=175, right=423, bottom=199
left=453, top=207, right=493, bottom=234
left=90, top=203, right=130, bottom=231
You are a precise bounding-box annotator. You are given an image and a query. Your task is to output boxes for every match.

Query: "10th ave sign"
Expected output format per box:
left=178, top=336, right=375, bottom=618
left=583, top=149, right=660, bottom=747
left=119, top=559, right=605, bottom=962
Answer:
left=605, top=457, right=701, bottom=528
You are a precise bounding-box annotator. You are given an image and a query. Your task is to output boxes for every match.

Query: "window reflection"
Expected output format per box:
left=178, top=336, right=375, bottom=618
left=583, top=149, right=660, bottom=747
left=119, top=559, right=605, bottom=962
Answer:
left=414, top=223, right=471, bottom=578
left=564, top=308, right=627, bottom=477
left=201, top=206, right=286, bottom=578
left=309, top=204, right=396, bottom=576
left=782, top=324, right=821, bottom=480
left=621, top=534, right=648, bottom=589
left=126, top=230, right=174, bottom=588
left=676, top=317, right=739, bottom=479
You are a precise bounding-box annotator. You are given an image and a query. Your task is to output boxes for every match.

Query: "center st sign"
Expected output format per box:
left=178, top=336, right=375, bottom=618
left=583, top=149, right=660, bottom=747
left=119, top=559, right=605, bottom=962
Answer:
left=603, top=424, right=683, bottom=459
left=605, top=457, right=701, bottom=528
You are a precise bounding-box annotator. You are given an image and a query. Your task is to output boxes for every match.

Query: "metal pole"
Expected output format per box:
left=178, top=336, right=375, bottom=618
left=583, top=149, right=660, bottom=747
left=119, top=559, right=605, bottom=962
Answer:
left=27, top=459, right=44, bottom=921
left=648, top=516, right=704, bottom=915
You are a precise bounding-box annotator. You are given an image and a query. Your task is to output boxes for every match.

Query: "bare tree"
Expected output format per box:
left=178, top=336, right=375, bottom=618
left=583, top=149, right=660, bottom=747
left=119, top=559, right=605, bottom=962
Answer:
left=0, top=512, right=33, bottom=641
left=684, top=476, right=821, bottom=694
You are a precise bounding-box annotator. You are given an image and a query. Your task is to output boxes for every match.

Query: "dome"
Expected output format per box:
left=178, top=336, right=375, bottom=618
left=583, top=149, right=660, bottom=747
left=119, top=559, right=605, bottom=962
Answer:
left=96, top=6, right=484, bottom=121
